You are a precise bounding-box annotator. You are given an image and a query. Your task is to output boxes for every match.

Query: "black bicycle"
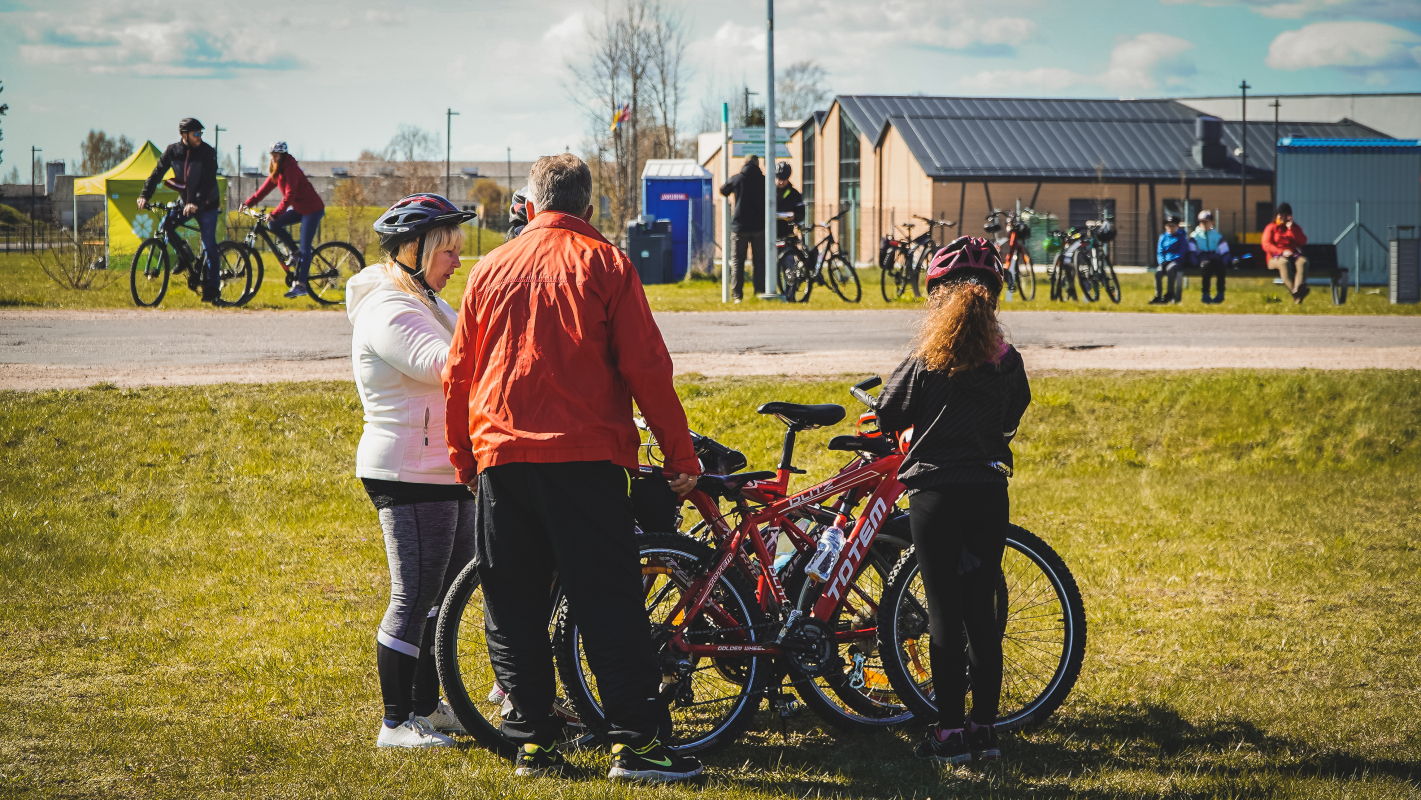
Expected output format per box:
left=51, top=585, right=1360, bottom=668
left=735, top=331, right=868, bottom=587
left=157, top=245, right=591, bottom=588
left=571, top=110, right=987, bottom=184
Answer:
left=1076, top=218, right=1122, bottom=304
left=778, top=208, right=862, bottom=303
left=986, top=209, right=1037, bottom=301
left=878, top=215, right=954, bottom=302
left=236, top=207, right=365, bottom=305
left=130, top=199, right=253, bottom=308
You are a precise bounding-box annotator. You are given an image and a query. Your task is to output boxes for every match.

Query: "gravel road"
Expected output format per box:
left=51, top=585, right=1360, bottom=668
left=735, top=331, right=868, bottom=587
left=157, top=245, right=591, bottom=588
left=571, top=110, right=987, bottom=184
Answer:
left=2, top=308, right=1418, bottom=390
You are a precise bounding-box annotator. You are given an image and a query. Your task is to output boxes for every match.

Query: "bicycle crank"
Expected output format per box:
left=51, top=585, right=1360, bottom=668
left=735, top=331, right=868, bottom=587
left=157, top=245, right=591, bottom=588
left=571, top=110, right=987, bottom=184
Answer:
left=779, top=616, right=837, bottom=677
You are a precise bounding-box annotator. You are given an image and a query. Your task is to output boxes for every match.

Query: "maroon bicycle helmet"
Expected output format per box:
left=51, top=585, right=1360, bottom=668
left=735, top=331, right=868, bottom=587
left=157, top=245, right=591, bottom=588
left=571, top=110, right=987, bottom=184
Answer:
left=373, top=194, right=476, bottom=279
left=924, top=236, right=1006, bottom=295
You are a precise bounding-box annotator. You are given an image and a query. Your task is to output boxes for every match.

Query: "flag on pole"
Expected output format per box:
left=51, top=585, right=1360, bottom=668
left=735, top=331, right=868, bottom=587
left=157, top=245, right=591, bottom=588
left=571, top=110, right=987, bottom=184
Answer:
left=610, top=102, right=631, bottom=133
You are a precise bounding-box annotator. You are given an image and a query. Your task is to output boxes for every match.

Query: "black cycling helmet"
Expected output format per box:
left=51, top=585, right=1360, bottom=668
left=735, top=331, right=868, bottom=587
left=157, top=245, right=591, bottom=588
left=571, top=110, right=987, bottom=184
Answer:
left=373, top=194, right=476, bottom=281
left=178, top=118, right=204, bottom=133
left=775, top=162, right=791, bottom=180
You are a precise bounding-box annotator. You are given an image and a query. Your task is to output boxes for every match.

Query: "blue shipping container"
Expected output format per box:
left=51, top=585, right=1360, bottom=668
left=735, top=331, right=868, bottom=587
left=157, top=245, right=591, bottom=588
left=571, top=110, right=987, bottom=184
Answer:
left=1276, top=137, right=1421, bottom=286
left=642, top=160, right=714, bottom=280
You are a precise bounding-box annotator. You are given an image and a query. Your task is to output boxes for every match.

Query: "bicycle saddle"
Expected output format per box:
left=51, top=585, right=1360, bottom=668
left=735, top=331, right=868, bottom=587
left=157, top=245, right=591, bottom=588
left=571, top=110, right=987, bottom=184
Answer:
left=827, top=434, right=895, bottom=457
left=696, top=471, right=777, bottom=497
left=757, top=402, right=846, bottom=430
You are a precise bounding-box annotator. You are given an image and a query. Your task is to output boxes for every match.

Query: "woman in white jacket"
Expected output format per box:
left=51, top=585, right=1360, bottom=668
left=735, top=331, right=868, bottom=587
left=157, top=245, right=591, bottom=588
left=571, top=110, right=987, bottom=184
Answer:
left=349, top=194, right=475, bottom=749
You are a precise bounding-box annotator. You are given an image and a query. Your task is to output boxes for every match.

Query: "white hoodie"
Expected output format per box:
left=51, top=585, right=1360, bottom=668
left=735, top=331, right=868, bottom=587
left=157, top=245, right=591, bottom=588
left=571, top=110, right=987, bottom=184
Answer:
left=346, top=266, right=459, bottom=484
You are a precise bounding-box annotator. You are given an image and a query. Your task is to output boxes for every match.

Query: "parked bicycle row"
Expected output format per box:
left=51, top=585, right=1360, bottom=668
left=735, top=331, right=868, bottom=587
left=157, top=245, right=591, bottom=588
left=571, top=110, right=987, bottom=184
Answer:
left=335, top=155, right=1082, bottom=784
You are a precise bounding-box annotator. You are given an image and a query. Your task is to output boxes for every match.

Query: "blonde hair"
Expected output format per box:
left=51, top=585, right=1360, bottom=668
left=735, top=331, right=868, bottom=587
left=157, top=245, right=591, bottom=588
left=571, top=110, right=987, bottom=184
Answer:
left=379, top=223, right=465, bottom=298
left=913, top=281, right=1004, bottom=375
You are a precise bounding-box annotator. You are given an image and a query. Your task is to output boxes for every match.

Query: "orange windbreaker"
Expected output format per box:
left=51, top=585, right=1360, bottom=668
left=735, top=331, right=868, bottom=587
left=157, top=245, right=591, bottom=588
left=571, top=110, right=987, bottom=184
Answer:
left=442, top=211, right=698, bottom=484
left=1261, top=220, right=1307, bottom=260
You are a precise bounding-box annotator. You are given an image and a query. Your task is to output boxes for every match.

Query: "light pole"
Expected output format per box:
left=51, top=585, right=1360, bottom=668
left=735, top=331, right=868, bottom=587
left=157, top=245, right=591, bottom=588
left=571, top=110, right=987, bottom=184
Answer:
left=30, top=146, right=40, bottom=253
left=721, top=102, right=730, bottom=303
left=236, top=144, right=243, bottom=209
left=760, top=0, right=780, bottom=300
left=213, top=125, right=227, bottom=169
left=1270, top=97, right=1280, bottom=211
left=1239, top=80, right=1249, bottom=235
left=446, top=108, right=460, bottom=198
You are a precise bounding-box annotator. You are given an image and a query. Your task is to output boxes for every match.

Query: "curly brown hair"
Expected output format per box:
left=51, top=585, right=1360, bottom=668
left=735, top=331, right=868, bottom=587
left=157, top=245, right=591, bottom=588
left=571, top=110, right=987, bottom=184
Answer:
left=913, top=281, right=1004, bottom=375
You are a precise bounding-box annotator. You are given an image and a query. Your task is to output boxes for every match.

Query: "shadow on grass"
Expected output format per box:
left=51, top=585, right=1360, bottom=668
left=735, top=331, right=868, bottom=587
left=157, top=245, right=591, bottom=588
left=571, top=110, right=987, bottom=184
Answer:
left=662, top=702, right=1421, bottom=798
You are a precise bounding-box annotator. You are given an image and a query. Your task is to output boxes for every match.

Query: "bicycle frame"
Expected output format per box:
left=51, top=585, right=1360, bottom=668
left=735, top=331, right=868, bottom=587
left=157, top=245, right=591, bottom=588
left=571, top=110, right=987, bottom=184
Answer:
left=156, top=202, right=200, bottom=269
left=661, top=443, right=905, bottom=658
left=241, top=212, right=296, bottom=269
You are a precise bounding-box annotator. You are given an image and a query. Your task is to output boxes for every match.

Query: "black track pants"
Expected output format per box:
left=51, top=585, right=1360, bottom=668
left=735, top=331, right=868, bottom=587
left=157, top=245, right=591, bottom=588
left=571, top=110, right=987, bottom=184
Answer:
left=476, top=461, right=668, bottom=748
left=908, top=482, right=1008, bottom=728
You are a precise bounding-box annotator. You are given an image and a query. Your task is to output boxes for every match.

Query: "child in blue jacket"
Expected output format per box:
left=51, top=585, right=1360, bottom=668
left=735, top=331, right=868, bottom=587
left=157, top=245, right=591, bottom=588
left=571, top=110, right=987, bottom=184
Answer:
left=1151, top=215, right=1189, bottom=305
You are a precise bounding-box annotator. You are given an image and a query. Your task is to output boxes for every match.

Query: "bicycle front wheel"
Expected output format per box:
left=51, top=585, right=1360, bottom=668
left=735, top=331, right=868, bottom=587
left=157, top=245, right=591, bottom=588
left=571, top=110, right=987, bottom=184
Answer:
left=129, top=239, right=171, bottom=308
left=1013, top=251, right=1036, bottom=301
left=876, top=525, right=1086, bottom=732
left=305, top=241, right=364, bottom=305
left=826, top=254, right=861, bottom=303
left=212, top=241, right=254, bottom=307
left=780, top=249, right=813, bottom=303
left=1077, top=256, right=1101, bottom=302
left=553, top=532, right=769, bottom=755
left=434, top=560, right=592, bottom=759
left=1099, top=252, right=1122, bottom=304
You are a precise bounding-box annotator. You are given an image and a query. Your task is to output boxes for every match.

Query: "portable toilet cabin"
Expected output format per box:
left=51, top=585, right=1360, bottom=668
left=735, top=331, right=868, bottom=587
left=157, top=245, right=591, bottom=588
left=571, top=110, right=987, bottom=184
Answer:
left=641, top=159, right=713, bottom=280
left=1276, top=137, right=1421, bottom=287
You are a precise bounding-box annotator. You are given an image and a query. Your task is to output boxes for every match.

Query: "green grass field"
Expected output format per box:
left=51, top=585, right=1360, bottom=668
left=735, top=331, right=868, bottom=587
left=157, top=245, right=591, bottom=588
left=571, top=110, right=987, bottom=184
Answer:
left=5, top=248, right=1420, bottom=317
left=2, top=371, right=1418, bottom=798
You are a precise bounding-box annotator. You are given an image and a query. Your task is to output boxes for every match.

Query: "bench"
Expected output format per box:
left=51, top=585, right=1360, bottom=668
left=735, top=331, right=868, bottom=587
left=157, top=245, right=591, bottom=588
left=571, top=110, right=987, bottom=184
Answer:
left=1174, top=243, right=1349, bottom=305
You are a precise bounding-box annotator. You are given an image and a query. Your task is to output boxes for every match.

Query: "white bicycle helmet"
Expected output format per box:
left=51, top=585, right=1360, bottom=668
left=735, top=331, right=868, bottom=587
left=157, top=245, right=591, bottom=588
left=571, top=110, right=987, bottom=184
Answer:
left=269, top=141, right=289, bottom=155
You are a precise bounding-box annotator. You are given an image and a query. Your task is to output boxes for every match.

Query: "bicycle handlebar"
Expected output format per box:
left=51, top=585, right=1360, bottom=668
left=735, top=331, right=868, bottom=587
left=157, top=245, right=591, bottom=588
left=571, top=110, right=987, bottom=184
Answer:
left=850, top=375, right=881, bottom=409
left=913, top=215, right=954, bottom=227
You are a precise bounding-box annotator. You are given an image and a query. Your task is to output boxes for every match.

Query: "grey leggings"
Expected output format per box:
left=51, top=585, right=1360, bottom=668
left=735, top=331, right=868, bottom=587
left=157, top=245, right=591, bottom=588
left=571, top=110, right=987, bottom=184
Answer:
left=376, top=500, right=477, bottom=657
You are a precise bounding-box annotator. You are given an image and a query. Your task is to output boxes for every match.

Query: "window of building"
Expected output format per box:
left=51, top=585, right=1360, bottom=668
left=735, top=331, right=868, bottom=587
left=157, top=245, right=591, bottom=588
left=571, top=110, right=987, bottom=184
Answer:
left=802, top=127, right=815, bottom=232
left=1069, top=198, right=1116, bottom=230
left=838, top=114, right=861, bottom=261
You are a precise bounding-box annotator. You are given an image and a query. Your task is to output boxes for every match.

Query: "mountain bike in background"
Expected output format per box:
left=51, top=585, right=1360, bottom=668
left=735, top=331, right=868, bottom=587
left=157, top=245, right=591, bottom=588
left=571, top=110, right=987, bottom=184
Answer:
left=986, top=209, right=1037, bottom=301
left=879, top=216, right=955, bottom=302
left=1075, top=218, right=1122, bottom=304
left=779, top=208, right=862, bottom=303
left=130, top=199, right=252, bottom=308
left=236, top=207, right=365, bottom=305
left=1048, top=228, right=1081, bottom=302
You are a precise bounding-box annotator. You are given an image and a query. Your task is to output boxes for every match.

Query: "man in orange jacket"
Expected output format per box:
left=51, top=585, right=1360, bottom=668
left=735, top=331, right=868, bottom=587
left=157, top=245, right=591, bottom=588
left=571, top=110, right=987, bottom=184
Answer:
left=443, top=153, right=703, bottom=782
left=1261, top=202, right=1309, bottom=303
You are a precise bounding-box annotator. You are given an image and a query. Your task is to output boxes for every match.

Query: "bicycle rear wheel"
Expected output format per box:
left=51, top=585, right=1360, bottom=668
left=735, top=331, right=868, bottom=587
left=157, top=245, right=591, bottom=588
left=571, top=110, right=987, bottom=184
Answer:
left=1048, top=255, right=1066, bottom=302
left=553, top=532, right=769, bottom=755
left=880, top=248, right=912, bottom=302
left=1077, top=256, right=1101, bottom=302
left=1013, top=250, right=1036, bottom=301
left=212, top=241, right=254, bottom=307
left=434, top=560, right=591, bottom=759
left=129, top=239, right=170, bottom=308
left=305, top=241, right=364, bottom=305
left=876, top=525, right=1086, bottom=732
left=826, top=254, right=861, bottom=303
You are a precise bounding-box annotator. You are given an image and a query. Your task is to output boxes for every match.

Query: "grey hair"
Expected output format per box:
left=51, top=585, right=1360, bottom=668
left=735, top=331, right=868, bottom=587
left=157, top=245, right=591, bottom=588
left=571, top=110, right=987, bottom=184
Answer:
left=529, top=153, right=592, bottom=215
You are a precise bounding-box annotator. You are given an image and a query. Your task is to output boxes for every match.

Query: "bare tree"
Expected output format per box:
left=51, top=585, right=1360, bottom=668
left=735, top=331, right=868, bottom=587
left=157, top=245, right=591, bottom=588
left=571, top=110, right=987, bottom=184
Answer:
left=777, top=60, right=831, bottom=122
left=0, top=81, right=7, bottom=173
left=384, top=125, right=440, bottom=196
left=646, top=3, right=691, bottom=160
left=34, top=216, right=114, bottom=290
left=78, top=130, right=135, bottom=175
left=332, top=178, right=374, bottom=258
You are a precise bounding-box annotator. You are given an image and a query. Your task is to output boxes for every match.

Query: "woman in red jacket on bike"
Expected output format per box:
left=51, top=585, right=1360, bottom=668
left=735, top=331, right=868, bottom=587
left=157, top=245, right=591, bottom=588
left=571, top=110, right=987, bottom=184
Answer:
left=243, top=141, right=326, bottom=299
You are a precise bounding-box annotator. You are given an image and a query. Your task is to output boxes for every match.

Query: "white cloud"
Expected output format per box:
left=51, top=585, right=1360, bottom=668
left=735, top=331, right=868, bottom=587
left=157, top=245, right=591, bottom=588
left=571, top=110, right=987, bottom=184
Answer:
left=1265, top=21, right=1421, bottom=70
left=958, top=67, right=1080, bottom=93
left=1160, top=0, right=1421, bottom=19
left=958, top=33, right=1196, bottom=94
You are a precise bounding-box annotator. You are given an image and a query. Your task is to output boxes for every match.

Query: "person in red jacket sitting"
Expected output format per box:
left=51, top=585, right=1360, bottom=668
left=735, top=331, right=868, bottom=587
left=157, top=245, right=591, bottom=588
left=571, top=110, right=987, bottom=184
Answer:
left=442, top=153, right=703, bottom=783
left=1261, top=202, right=1309, bottom=304
left=243, top=141, right=326, bottom=299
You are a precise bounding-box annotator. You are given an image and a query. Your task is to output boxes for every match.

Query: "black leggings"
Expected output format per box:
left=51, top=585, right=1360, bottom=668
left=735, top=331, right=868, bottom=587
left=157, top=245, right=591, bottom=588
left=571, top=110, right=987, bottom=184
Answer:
left=908, top=482, right=1008, bottom=728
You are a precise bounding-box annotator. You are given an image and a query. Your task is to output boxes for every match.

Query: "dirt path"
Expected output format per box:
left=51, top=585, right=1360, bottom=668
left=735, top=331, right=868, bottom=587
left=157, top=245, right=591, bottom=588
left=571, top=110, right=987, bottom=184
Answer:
left=3, top=308, right=1419, bottom=390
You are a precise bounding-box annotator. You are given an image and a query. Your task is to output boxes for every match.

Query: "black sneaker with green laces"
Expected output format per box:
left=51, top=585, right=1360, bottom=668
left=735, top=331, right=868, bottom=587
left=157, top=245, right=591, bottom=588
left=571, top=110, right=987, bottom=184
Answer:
left=967, top=723, right=1001, bottom=761
left=607, top=740, right=703, bottom=783
left=914, top=726, right=972, bottom=766
left=513, top=743, right=566, bottom=777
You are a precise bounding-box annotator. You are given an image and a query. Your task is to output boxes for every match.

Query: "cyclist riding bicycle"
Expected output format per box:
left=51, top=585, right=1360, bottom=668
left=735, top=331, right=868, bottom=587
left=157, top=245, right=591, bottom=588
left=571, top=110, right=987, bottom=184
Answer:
left=137, top=118, right=221, bottom=303
left=242, top=141, right=327, bottom=300
left=349, top=193, right=477, bottom=749
left=876, top=236, right=1032, bottom=767
left=775, top=162, right=805, bottom=239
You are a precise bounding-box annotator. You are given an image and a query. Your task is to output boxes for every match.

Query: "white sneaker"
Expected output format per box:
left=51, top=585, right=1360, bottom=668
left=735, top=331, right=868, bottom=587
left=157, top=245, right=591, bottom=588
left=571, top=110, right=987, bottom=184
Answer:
left=376, top=715, right=456, bottom=749
left=424, top=699, right=468, bottom=736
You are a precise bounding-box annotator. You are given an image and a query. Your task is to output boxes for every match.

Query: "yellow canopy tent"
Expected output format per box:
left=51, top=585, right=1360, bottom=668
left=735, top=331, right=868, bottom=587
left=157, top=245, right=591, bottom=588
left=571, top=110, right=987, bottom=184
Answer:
left=74, top=141, right=227, bottom=263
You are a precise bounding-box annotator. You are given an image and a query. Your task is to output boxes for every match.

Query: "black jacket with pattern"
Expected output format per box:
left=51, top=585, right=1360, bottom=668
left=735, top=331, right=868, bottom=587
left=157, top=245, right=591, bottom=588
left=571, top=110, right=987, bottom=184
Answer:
left=140, top=141, right=221, bottom=212
left=875, top=345, right=1031, bottom=489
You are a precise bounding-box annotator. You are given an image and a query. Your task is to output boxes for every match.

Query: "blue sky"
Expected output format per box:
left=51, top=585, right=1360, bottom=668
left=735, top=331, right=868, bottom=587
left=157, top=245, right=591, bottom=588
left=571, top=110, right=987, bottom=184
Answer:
left=2, top=0, right=1419, bottom=171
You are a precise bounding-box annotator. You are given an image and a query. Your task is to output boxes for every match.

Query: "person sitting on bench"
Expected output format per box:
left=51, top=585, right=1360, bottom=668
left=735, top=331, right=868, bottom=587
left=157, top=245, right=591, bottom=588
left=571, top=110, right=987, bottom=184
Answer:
left=1150, top=214, right=1189, bottom=305
left=1262, top=202, right=1309, bottom=304
left=1191, top=210, right=1230, bottom=305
